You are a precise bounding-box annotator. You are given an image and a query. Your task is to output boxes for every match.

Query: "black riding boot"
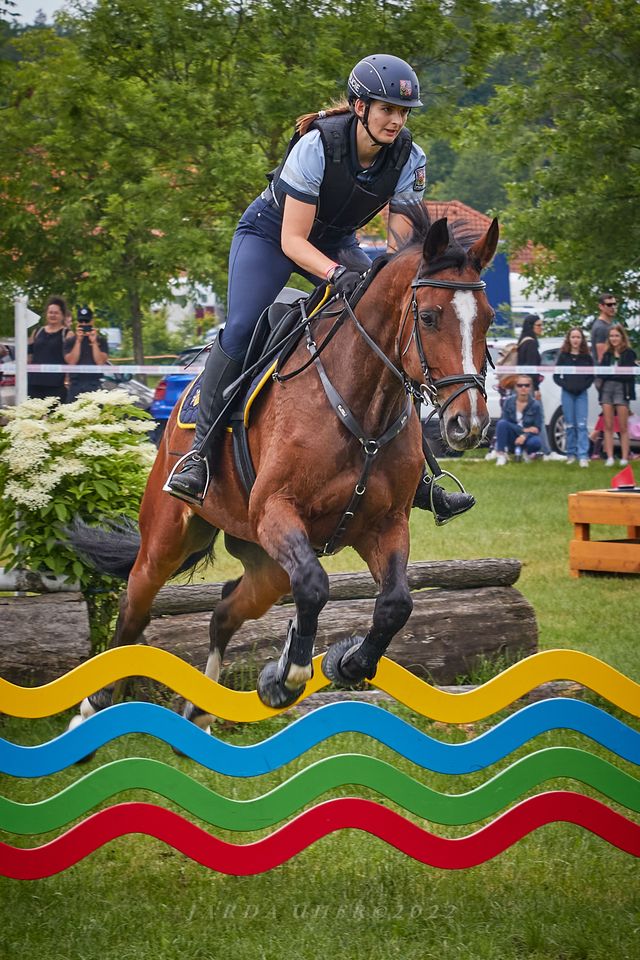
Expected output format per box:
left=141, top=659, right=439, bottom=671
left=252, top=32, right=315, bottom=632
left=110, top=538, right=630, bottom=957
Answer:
left=413, top=466, right=475, bottom=525
left=166, top=337, right=242, bottom=506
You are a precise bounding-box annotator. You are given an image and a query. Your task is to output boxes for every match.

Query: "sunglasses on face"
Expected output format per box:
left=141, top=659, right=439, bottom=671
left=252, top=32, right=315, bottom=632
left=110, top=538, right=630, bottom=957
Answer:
left=604, top=301, right=617, bottom=307
left=516, top=383, right=531, bottom=388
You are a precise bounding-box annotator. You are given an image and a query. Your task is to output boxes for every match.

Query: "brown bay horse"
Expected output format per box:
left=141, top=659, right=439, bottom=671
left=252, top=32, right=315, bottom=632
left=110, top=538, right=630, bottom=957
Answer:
left=69, top=210, right=498, bottom=728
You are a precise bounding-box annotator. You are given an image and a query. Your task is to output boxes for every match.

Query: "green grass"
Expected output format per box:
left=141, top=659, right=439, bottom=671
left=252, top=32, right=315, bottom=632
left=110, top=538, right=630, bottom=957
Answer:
left=1, top=460, right=639, bottom=960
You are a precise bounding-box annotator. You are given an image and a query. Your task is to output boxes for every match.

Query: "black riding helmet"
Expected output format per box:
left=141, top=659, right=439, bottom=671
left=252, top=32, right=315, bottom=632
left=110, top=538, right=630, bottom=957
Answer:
left=348, top=54, right=422, bottom=147
left=348, top=54, right=423, bottom=108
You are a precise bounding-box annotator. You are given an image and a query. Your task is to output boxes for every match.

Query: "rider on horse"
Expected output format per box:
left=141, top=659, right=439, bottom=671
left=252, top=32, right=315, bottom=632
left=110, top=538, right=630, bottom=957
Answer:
left=167, top=53, right=475, bottom=524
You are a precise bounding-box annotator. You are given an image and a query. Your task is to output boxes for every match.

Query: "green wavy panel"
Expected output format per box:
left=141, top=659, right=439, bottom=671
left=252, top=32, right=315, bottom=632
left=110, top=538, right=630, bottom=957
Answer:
left=1, top=746, right=638, bottom=836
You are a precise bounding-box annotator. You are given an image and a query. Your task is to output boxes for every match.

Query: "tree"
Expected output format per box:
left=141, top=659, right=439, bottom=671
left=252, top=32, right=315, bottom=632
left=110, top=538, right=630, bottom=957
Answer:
left=429, top=146, right=508, bottom=212
left=0, top=0, right=506, bottom=348
left=469, top=0, right=640, bottom=310
left=0, top=0, right=17, bottom=24
left=0, top=4, right=256, bottom=355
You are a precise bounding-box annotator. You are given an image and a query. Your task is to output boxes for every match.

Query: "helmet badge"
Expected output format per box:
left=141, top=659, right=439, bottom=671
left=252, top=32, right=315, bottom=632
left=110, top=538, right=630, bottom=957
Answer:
left=399, top=80, right=413, bottom=98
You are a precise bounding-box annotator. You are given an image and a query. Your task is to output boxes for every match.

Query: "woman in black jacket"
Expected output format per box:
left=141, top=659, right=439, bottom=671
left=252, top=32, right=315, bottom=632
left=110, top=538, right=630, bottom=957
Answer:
left=553, top=328, right=594, bottom=466
left=599, top=324, right=637, bottom=466
left=517, top=314, right=552, bottom=454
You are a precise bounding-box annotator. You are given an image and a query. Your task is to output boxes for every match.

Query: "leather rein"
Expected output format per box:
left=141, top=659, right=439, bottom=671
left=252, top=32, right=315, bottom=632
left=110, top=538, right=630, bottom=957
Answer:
left=301, top=269, right=489, bottom=555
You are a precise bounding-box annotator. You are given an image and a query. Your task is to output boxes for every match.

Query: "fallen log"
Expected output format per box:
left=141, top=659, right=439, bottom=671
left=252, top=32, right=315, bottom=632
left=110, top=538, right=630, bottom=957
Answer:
left=147, top=585, right=537, bottom=686
left=151, top=558, right=522, bottom=616
left=0, top=561, right=535, bottom=687
left=0, top=593, right=90, bottom=686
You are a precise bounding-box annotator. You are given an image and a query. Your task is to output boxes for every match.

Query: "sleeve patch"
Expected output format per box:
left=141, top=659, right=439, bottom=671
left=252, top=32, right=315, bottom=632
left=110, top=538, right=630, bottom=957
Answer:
left=413, top=165, right=426, bottom=191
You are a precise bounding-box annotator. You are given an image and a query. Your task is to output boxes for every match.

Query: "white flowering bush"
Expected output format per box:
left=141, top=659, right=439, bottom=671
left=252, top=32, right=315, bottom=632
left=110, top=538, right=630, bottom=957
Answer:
left=0, top=390, right=156, bottom=648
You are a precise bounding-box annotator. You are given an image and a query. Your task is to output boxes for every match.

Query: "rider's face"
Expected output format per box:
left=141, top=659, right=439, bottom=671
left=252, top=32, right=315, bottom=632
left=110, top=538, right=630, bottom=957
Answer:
left=357, top=99, right=409, bottom=142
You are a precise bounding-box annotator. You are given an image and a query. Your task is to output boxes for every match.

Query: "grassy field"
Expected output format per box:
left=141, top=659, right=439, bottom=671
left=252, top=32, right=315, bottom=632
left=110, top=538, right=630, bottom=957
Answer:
left=1, top=459, right=638, bottom=960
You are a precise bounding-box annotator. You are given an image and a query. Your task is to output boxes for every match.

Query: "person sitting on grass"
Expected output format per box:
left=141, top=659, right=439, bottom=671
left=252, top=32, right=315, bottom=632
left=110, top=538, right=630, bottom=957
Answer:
left=494, top=375, right=544, bottom=466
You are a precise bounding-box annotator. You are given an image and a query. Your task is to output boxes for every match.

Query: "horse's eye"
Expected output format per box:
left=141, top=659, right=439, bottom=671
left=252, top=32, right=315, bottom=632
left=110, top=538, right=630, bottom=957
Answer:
left=419, top=310, right=439, bottom=328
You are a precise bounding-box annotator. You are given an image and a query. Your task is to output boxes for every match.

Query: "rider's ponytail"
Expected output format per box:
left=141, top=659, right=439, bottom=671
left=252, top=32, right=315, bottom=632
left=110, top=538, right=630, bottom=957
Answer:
left=295, top=98, right=351, bottom=136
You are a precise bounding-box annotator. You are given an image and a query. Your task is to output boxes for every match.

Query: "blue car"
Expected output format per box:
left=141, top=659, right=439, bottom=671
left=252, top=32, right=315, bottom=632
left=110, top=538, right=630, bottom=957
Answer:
left=150, top=343, right=212, bottom=444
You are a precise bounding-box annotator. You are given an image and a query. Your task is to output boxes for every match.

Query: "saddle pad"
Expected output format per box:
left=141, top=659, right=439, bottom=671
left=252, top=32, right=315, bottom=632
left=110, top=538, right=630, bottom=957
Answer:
left=176, top=372, right=203, bottom=429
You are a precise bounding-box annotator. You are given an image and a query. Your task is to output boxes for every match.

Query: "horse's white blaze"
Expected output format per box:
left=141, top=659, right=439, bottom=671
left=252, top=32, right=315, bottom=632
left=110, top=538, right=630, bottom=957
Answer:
left=452, top=290, right=479, bottom=423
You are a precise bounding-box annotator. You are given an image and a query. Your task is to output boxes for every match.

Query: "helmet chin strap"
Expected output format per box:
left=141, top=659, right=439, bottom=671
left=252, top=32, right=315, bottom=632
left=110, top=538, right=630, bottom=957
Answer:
left=359, top=101, right=389, bottom=148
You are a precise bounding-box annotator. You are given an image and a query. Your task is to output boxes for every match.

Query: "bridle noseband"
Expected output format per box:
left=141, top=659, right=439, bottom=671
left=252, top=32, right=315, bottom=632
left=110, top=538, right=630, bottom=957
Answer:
left=409, top=275, right=489, bottom=422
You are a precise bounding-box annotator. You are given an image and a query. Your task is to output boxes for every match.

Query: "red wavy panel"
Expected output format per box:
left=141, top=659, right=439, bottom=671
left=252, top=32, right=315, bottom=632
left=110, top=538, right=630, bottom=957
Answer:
left=2, top=792, right=639, bottom=880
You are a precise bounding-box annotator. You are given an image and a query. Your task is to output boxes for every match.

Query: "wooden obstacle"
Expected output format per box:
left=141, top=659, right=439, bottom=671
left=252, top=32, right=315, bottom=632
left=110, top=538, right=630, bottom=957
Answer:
left=0, top=558, right=537, bottom=685
left=0, top=648, right=638, bottom=877
left=568, top=489, right=640, bottom=577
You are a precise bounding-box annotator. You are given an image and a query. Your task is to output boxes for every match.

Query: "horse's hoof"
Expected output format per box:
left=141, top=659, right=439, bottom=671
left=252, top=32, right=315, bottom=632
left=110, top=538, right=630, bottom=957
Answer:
left=257, top=660, right=305, bottom=709
left=321, top=636, right=368, bottom=687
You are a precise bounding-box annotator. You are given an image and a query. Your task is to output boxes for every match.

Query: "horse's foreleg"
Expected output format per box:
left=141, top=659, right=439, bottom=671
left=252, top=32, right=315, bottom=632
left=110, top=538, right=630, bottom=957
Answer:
left=253, top=501, right=330, bottom=709
left=323, top=517, right=412, bottom=685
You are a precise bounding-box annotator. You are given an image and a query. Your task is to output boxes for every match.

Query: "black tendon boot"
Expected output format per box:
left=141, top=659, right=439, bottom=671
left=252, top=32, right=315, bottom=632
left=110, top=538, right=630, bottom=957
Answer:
left=413, top=466, right=475, bottom=525
left=166, top=337, right=242, bottom=506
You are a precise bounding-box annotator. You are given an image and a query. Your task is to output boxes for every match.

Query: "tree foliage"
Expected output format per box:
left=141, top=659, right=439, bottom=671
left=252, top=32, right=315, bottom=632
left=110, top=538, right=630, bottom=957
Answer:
left=468, top=0, right=640, bottom=309
left=0, top=0, right=504, bottom=348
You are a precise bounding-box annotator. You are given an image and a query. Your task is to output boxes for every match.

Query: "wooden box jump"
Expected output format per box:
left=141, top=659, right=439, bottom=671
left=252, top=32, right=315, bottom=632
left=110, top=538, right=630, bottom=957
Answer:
left=568, top=489, right=640, bottom=577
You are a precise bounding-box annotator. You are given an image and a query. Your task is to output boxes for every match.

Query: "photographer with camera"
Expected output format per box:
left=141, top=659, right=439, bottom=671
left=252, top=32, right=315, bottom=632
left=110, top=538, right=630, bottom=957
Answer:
left=64, top=305, right=109, bottom=401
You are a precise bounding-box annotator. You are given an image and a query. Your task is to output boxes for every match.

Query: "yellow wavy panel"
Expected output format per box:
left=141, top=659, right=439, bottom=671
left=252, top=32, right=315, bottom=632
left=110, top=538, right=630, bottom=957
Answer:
left=378, top=650, right=640, bottom=721
left=0, top=647, right=638, bottom=722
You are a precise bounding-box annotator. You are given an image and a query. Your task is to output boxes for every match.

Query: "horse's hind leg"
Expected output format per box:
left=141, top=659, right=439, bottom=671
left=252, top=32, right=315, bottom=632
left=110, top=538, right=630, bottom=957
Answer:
left=322, top=516, right=412, bottom=685
left=79, top=509, right=216, bottom=722
left=183, top=535, right=292, bottom=728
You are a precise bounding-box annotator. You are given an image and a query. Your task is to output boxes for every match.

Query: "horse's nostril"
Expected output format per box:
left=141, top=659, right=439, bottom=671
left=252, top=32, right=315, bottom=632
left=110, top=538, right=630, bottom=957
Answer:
left=450, top=414, right=469, bottom=436
left=446, top=412, right=490, bottom=439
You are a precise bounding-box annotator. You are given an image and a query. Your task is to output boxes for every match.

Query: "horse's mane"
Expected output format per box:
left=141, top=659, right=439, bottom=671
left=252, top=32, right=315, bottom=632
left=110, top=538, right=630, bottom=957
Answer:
left=390, top=203, right=482, bottom=275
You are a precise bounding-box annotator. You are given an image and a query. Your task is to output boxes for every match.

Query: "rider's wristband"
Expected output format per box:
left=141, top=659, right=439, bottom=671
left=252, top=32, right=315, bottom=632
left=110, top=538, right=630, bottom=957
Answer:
left=325, top=262, right=340, bottom=281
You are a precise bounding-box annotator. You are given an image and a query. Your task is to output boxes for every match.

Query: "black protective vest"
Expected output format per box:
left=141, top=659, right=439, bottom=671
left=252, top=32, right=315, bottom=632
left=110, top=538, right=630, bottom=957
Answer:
left=269, top=113, right=412, bottom=244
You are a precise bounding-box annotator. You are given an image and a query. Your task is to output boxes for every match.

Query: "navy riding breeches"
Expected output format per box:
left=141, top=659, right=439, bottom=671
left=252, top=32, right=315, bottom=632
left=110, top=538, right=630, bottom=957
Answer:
left=221, top=192, right=371, bottom=361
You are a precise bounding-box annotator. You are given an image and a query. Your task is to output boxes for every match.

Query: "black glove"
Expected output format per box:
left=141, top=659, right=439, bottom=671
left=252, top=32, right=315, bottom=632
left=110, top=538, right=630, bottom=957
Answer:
left=330, top=265, right=362, bottom=299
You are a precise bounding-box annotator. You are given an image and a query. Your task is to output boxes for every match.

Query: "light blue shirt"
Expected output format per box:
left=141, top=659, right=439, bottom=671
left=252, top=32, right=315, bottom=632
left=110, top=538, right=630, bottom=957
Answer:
left=278, top=129, right=427, bottom=207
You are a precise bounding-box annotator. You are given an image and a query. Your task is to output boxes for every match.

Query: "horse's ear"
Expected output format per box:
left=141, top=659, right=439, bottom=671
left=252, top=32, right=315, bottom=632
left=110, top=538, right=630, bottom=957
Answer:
left=468, top=218, right=499, bottom=270
left=422, top=217, right=450, bottom=263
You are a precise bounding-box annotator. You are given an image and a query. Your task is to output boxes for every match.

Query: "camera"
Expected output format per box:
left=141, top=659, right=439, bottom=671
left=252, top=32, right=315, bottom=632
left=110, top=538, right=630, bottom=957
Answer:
left=79, top=323, right=93, bottom=333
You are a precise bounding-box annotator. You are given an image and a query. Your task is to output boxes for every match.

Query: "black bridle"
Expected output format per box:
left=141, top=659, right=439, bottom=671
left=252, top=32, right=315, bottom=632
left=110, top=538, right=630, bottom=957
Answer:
left=300, top=270, right=490, bottom=553
left=408, top=275, right=489, bottom=423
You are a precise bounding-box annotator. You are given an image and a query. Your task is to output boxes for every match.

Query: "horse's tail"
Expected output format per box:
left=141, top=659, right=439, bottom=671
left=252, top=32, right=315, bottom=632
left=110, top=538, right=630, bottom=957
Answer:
left=67, top=517, right=142, bottom=580
left=67, top=517, right=219, bottom=582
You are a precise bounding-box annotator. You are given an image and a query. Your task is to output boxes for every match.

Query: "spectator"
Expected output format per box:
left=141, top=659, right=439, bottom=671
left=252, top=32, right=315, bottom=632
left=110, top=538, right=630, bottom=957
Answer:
left=27, top=296, right=69, bottom=402
left=64, top=306, right=109, bottom=402
left=553, top=327, right=594, bottom=468
left=494, top=375, right=544, bottom=466
left=0, top=342, right=14, bottom=361
left=590, top=293, right=618, bottom=363
left=517, top=314, right=554, bottom=456
left=599, top=324, right=637, bottom=467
